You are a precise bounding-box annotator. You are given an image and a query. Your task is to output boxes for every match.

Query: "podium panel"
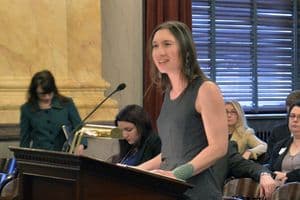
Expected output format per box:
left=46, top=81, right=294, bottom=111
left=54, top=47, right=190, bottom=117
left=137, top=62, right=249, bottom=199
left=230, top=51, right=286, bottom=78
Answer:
left=9, top=146, right=192, bottom=200
left=24, top=176, right=76, bottom=199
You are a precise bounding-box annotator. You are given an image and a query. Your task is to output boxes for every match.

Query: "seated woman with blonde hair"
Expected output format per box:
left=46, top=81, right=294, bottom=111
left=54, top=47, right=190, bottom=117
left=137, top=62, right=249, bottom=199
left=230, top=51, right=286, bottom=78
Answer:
left=225, top=100, right=267, bottom=160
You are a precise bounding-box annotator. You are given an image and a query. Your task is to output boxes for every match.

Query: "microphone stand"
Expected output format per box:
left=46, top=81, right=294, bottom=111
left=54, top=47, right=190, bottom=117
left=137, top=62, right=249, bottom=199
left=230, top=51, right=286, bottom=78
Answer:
left=64, top=83, right=126, bottom=153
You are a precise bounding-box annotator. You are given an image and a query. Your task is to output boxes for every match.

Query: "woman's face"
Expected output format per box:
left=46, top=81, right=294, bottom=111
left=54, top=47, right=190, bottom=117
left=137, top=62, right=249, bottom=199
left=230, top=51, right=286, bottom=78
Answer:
left=225, top=103, right=238, bottom=126
left=36, top=86, right=54, bottom=103
left=117, top=121, right=140, bottom=145
left=288, top=106, right=300, bottom=137
left=151, top=29, right=181, bottom=74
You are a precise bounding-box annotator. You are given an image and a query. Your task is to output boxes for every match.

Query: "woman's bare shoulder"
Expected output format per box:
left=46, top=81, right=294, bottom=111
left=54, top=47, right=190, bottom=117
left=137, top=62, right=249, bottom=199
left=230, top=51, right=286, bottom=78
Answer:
left=198, top=81, right=222, bottom=97
left=196, top=81, right=224, bottom=113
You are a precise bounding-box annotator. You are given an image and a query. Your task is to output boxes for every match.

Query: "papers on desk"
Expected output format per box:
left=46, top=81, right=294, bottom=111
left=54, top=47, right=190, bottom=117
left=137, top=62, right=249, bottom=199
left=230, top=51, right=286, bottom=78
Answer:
left=116, top=163, right=185, bottom=182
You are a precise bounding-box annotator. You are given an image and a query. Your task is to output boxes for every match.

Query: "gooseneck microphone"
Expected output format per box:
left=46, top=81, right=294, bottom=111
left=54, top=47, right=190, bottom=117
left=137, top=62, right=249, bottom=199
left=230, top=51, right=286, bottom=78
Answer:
left=62, top=83, right=126, bottom=152
left=80, top=83, right=126, bottom=124
left=116, top=83, right=126, bottom=91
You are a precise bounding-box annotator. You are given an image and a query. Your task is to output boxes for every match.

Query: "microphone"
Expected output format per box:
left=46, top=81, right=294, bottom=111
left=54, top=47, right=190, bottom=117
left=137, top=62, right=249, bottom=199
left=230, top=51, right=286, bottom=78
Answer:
left=61, top=125, right=71, bottom=151
left=116, top=83, right=126, bottom=91
left=62, top=125, right=70, bottom=140
left=80, top=83, right=126, bottom=124
left=63, top=83, right=126, bottom=152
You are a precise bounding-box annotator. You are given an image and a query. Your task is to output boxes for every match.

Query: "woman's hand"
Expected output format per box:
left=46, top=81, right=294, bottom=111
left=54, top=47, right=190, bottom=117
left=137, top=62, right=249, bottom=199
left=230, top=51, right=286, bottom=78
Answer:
left=74, top=144, right=84, bottom=156
left=274, top=171, right=287, bottom=183
left=242, top=150, right=252, bottom=159
left=259, top=173, right=277, bottom=200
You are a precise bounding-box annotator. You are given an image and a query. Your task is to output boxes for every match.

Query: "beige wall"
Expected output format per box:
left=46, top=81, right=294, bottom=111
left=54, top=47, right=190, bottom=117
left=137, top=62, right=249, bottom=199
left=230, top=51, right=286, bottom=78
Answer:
left=0, top=0, right=143, bottom=124
left=102, top=0, right=143, bottom=109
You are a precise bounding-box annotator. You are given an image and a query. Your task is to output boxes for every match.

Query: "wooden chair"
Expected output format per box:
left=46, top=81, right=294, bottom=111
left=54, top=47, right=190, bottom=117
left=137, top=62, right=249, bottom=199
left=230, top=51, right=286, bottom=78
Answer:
left=0, top=158, right=17, bottom=193
left=0, top=177, right=19, bottom=200
left=271, top=182, right=300, bottom=200
left=223, top=178, right=260, bottom=200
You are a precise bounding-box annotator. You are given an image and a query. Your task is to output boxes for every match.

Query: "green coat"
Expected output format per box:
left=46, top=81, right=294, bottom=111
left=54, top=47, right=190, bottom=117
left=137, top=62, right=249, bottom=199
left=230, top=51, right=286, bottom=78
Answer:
left=20, top=96, right=87, bottom=151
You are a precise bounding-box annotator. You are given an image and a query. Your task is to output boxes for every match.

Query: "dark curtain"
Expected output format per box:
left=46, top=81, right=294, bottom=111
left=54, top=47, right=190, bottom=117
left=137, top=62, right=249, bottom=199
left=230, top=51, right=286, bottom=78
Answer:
left=143, top=0, right=191, bottom=129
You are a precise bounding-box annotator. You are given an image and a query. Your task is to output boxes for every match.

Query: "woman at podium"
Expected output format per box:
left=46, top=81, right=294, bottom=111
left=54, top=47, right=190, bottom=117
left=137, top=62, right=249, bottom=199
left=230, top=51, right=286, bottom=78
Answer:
left=114, top=104, right=161, bottom=166
left=138, top=21, right=228, bottom=200
left=19, top=70, right=87, bottom=154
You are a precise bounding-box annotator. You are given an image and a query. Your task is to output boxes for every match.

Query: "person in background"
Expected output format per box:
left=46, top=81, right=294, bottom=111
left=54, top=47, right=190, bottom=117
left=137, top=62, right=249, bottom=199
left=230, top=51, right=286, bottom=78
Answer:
left=138, top=21, right=228, bottom=200
left=214, top=140, right=277, bottom=200
left=264, top=90, right=300, bottom=163
left=20, top=70, right=87, bottom=154
left=114, top=104, right=161, bottom=166
left=226, top=100, right=267, bottom=160
left=269, top=100, right=300, bottom=185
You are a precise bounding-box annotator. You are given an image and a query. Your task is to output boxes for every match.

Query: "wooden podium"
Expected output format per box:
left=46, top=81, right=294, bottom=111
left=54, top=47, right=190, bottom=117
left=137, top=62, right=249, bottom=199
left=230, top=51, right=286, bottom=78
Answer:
left=9, top=146, right=192, bottom=200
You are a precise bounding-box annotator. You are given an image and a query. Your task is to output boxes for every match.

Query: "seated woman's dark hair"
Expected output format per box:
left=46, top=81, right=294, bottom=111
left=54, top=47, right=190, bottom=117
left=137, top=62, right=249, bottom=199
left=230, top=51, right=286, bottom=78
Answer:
left=112, top=105, right=159, bottom=165
left=115, top=104, right=154, bottom=145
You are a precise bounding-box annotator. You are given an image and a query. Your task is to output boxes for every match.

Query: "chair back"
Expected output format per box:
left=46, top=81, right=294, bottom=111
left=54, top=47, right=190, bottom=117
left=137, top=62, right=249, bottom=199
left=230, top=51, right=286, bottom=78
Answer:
left=0, top=158, right=18, bottom=196
left=0, top=177, right=19, bottom=199
left=223, top=178, right=260, bottom=200
left=271, top=182, right=300, bottom=200
left=3, top=158, right=17, bottom=175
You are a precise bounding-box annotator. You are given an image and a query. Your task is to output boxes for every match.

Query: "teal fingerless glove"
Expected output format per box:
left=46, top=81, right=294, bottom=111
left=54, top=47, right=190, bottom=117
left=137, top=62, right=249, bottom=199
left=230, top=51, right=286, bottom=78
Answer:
left=172, top=163, right=194, bottom=181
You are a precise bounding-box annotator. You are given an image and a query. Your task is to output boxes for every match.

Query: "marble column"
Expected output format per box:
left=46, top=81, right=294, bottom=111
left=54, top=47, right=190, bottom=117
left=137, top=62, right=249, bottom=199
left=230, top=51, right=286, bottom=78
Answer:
left=0, top=0, right=118, bottom=124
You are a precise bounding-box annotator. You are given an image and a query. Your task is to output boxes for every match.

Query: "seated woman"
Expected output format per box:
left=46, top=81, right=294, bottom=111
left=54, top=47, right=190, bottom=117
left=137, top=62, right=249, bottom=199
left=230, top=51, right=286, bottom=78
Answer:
left=113, top=104, right=161, bottom=166
left=226, top=100, right=267, bottom=160
left=270, top=100, right=300, bottom=185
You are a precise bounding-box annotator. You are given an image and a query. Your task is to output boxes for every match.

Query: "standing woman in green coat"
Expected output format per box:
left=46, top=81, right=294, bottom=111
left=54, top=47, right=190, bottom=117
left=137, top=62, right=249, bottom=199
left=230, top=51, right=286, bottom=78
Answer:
left=20, top=70, right=87, bottom=154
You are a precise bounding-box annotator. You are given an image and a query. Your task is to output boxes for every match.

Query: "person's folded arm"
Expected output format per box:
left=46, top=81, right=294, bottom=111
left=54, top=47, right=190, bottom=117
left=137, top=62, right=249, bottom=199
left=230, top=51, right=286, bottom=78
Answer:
left=247, top=132, right=267, bottom=160
left=228, top=141, right=270, bottom=181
